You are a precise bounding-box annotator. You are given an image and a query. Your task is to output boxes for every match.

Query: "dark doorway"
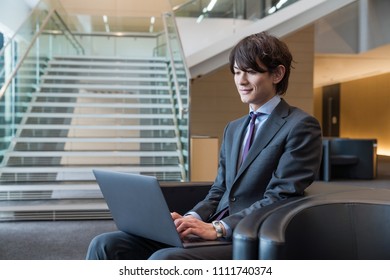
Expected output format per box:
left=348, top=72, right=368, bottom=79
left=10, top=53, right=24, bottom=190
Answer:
left=322, top=84, right=340, bottom=137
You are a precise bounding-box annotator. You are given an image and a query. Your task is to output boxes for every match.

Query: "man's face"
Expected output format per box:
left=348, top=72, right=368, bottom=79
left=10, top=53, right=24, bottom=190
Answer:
left=233, top=62, right=282, bottom=111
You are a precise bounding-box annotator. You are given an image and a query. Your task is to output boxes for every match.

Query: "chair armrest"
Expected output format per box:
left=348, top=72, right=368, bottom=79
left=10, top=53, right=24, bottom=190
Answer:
left=232, top=196, right=304, bottom=260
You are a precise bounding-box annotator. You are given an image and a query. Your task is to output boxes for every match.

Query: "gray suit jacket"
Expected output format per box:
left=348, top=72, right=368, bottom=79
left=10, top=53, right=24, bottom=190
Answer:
left=190, top=99, right=323, bottom=231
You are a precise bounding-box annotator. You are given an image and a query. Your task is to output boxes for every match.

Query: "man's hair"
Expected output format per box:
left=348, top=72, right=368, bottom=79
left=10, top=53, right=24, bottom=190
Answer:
left=229, top=31, right=293, bottom=95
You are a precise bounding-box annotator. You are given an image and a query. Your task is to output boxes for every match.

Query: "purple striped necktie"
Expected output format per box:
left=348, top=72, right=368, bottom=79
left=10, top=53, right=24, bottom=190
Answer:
left=241, top=112, right=262, bottom=162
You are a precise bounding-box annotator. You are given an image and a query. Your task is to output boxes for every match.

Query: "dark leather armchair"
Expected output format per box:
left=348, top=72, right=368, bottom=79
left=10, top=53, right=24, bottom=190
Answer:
left=321, top=138, right=377, bottom=181
left=257, top=188, right=390, bottom=259
left=232, top=184, right=363, bottom=259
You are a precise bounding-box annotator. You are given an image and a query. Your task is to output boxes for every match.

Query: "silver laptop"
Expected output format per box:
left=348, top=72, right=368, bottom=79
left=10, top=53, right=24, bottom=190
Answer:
left=93, top=169, right=231, bottom=248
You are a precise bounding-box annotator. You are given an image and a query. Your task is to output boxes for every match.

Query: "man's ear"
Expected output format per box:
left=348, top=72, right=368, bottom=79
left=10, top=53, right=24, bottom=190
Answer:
left=272, top=65, right=286, bottom=84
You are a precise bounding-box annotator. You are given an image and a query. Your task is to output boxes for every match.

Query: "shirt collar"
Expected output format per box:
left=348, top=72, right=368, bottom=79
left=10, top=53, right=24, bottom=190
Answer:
left=250, top=95, right=281, bottom=115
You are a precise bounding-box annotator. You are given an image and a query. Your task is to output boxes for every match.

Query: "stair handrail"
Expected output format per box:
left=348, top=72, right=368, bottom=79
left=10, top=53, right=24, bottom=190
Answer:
left=171, top=0, right=198, bottom=12
left=162, top=12, right=190, bottom=181
left=52, top=10, right=85, bottom=55
left=0, top=6, right=85, bottom=99
left=0, top=9, right=55, bottom=100
left=162, top=12, right=186, bottom=120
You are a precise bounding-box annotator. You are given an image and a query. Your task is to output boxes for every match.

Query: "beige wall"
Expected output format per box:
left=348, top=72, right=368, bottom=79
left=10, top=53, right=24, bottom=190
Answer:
left=282, top=26, right=315, bottom=115
left=190, top=137, right=219, bottom=181
left=189, top=65, right=247, bottom=140
left=340, top=73, right=390, bottom=155
left=189, top=25, right=317, bottom=146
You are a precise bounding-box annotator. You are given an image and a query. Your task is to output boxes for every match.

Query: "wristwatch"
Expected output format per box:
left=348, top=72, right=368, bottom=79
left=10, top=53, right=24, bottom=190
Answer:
left=212, top=221, right=224, bottom=238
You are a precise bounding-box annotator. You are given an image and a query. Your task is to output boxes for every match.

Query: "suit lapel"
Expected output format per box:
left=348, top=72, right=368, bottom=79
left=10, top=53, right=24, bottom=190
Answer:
left=235, top=99, right=290, bottom=179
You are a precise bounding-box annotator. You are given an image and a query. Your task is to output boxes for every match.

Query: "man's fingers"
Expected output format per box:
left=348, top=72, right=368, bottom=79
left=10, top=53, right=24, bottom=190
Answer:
left=171, top=212, right=182, bottom=220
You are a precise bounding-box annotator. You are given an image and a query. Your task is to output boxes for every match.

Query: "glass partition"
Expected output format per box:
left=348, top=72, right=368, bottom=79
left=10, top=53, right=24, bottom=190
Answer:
left=0, top=2, right=48, bottom=163
left=173, top=0, right=300, bottom=21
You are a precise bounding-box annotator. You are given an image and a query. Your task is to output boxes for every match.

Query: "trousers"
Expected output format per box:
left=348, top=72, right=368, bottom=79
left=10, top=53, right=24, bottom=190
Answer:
left=86, top=231, right=232, bottom=260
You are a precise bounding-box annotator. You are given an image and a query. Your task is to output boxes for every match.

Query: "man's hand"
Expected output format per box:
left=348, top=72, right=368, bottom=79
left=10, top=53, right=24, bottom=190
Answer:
left=170, top=212, right=223, bottom=240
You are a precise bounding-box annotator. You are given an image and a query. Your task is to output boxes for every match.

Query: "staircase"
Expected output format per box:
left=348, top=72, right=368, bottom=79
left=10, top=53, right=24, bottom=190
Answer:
left=0, top=56, right=49, bottom=164
left=0, top=55, right=188, bottom=220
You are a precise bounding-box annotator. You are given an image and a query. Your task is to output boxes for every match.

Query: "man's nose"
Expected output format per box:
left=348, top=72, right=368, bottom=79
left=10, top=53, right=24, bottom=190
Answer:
left=238, top=73, right=248, bottom=84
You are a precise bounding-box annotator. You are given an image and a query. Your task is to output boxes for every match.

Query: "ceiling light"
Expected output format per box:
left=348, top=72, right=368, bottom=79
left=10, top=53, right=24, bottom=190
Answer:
left=196, top=14, right=205, bottom=23
left=268, top=6, right=277, bottom=14
left=206, top=0, right=217, bottom=12
left=102, top=15, right=110, bottom=32
left=276, top=0, right=288, bottom=9
left=149, top=16, right=155, bottom=33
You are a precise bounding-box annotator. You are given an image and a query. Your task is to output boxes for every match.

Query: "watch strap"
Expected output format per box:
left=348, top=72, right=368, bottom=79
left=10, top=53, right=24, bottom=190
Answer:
left=212, top=220, right=224, bottom=238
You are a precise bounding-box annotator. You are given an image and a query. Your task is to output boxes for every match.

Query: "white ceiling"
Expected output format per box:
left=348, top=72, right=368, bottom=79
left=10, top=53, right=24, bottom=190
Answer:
left=54, top=0, right=174, bottom=33
left=42, top=0, right=390, bottom=88
left=57, top=0, right=172, bottom=17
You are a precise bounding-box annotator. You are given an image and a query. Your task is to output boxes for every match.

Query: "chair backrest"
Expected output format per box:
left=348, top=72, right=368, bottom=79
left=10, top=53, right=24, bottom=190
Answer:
left=259, top=188, right=390, bottom=259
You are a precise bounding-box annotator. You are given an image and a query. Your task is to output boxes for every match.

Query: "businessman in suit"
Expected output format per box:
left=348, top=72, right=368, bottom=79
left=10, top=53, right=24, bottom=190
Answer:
left=86, top=31, right=322, bottom=260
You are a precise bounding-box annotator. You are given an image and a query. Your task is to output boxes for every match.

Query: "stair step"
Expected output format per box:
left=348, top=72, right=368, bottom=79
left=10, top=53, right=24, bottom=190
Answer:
left=0, top=200, right=108, bottom=212
left=12, top=137, right=177, bottom=143
left=38, top=83, right=170, bottom=91
left=0, top=198, right=110, bottom=221
left=12, top=83, right=38, bottom=89
left=6, top=150, right=180, bottom=157
left=0, top=183, right=100, bottom=192
left=0, top=165, right=182, bottom=171
left=53, top=55, right=166, bottom=62
left=0, top=198, right=111, bottom=221
left=0, top=164, right=182, bottom=185
left=8, top=124, right=176, bottom=130
left=19, top=64, right=46, bottom=69
left=47, top=60, right=167, bottom=69
left=31, top=92, right=171, bottom=99
left=17, top=112, right=175, bottom=119
left=15, top=74, right=40, bottom=80
left=10, top=102, right=174, bottom=109
left=40, top=75, right=170, bottom=83
left=0, top=186, right=102, bottom=203
left=45, top=67, right=168, bottom=75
